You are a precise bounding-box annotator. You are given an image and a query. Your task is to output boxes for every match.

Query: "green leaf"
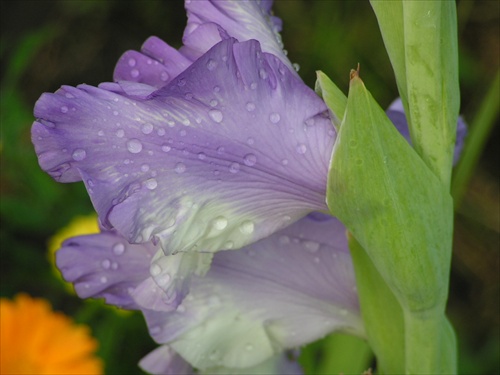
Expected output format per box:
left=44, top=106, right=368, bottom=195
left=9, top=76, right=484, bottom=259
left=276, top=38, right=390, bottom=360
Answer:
left=315, top=71, right=347, bottom=128
left=371, top=1, right=460, bottom=188
left=327, top=71, right=456, bottom=373
left=348, top=233, right=404, bottom=374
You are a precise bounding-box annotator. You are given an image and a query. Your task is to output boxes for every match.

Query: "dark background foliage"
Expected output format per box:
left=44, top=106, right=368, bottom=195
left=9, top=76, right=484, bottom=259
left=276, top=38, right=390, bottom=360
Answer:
left=1, top=1, right=498, bottom=373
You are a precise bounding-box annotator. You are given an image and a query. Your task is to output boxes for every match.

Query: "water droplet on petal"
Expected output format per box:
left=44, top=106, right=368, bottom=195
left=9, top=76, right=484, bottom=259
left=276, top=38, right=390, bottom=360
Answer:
left=213, top=216, right=228, bottom=230
left=71, top=149, right=87, bottom=161
left=304, top=241, right=320, bottom=253
left=150, top=264, right=162, bottom=276
left=100, top=276, right=108, bottom=284
left=229, top=162, right=240, bottom=173
left=269, top=113, right=281, bottom=124
left=208, top=109, right=223, bottom=123
left=259, top=68, right=268, bottom=79
left=60, top=106, right=68, bottom=113
left=111, top=262, right=118, bottom=270
left=145, top=178, right=158, bottom=190
left=246, top=102, right=256, bottom=112
left=161, top=145, right=171, bottom=153
left=247, top=137, right=255, bottom=145
left=279, top=235, right=290, bottom=245
left=177, top=78, right=186, bottom=87
left=209, top=99, right=218, bottom=107
left=239, top=220, right=255, bottom=234
left=116, top=129, right=125, bottom=138
left=293, top=63, right=300, bottom=72
left=305, top=118, right=315, bottom=126
left=101, top=259, right=111, bottom=269
left=127, top=139, right=143, bottom=153
left=141, top=123, right=154, bottom=134
left=128, top=58, right=136, bottom=67
left=175, top=162, right=186, bottom=174
left=160, top=72, right=169, bottom=82
left=157, top=128, right=165, bottom=136
left=281, top=159, right=289, bottom=166
left=113, top=243, right=125, bottom=255
left=250, top=82, right=257, bottom=90
left=206, top=58, right=217, bottom=71
left=141, top=164, right=150, bottom=172
left=243, top=154, right=257, bottom=166
left=198, top=152, right=207, bottom=160
left=131, top=69, right=140, bottom=78
left=296, top=144, right=307, bottom=154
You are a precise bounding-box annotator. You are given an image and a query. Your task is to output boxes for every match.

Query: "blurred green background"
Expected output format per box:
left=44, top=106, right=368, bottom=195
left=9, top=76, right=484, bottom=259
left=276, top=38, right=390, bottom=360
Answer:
left=1, top=1, right=498, bottom=374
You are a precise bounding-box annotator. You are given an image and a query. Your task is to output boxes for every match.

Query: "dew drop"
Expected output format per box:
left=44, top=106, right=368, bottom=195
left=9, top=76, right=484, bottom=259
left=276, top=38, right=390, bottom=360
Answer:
left=100, top=276, right=108, bottom=284
left=305, top=118, right=315, bottom=126
left=269, top=112, right=281, bottom=124
left=259, top=68, right=268, bottom=79
left=60, top=106, right=68, bottom=113
left=224, top=240, right=234, bottom=249
left=113, top=243, right=125, bottom=255
left=101, top=259, right=111, bottom=269
left=127, top=139, right=143, bottom=153
left=157, top=128, right=165, bottom=136
left=209, top=99, right=218, bottom=107
left=150, top=264, right=162, bottom=276
left=179, top=129, right=187, bottom=137
left=208, top=109, right=223, bottom=123
left=115, top=129, right=125, bottom=138
left=247, top=137, right=255, bottom=145
left=303, top=240, right=320, bottom=253
left=246, top=102, right=256, bottom=112
left=72, top=149, right=86, bottom=161
left=349, top=139, right=358, bottom=148
left=177, top=78, right=186, bottom=87
left=213, top=85, right=220, bottom=93
left=161, top=145, right=171, bottom=153
left=281, top=159, right=289, bottom=166
left=293, top=63, right=300, bottom=72
left=113, top=110, right=119, bottom=116
left=197, top=152, right=207, bottom=160
left=279, top=235, right=290, bottom=245
left=229, top=162, right=240, bottom=173
left=141, top=164, right=150, bottom=172
left=128, top=58, right=136, bottom=67
left=160, top=71, right=169, bottom=82
left=250, top=82, right=257, bottom=90
left=213, top=216, right=228, bottom=230
left=239, top=220, right=255, bottom=234
left=141, top=123, right=154, bottom=134
left=175, top=162, right=186, bottom=174
left=296, top=144, right=307, bottom=154
left=206, top=58, right=217, bottom=71
left=217, top=146, right=225, bottom=154
left=145, top=178, right=158, bottom=190
left=243, top=153, right=257, bottom=166
left=130, top=69, right=140, bottom=78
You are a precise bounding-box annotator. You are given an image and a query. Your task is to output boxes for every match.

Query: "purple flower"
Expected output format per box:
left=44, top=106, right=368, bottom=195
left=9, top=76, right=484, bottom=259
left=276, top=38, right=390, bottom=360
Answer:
left=56, top=214, right=362, bottom=374
left=32, top=1, right=335, bottom=306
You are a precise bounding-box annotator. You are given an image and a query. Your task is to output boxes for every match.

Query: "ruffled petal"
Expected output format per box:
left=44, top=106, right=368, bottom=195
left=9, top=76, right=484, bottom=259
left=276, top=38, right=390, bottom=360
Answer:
left=56, top=231, right=155, bottom=309
left=141, top=214, right=362, bottom=370
left=33, top=38, right=334, bottom=256
left=386, top=98, right=467, bottom=165
left=114, top=36, right=193, bottom=88
left=139, top=345, right=193, bottom=375
left=183, top=0, right=291, bottom=72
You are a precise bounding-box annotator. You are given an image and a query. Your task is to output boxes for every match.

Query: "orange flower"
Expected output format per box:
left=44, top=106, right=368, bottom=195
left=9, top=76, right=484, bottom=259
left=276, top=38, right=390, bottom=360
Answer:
left=0, top=294, right=103, bottom=374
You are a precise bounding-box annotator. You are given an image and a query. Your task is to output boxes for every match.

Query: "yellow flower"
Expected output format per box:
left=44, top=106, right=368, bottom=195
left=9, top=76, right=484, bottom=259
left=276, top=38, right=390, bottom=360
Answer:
left=47, top=214, right=100, bottom=292
left=0, top=294, right=103, bottom=374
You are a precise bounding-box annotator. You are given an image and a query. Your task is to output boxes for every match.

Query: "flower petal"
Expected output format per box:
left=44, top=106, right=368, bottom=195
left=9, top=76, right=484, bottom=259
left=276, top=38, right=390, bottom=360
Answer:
left=114, top=36, right=193, bottom=88
left=56, top=231, right=155, bottom=309
left=139, top=345, right=193, bottom=375
left=142, top=214, right=362, bottom=370
left=183, top=0, right=291, bottom=72
left=33, top=38, right=334, bottom=255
